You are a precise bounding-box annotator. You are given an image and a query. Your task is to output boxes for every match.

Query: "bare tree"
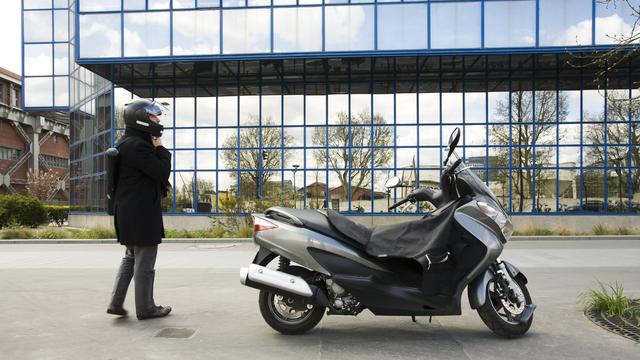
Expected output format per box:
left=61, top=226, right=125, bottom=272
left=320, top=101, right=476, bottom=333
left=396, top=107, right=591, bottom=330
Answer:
left=490, top=91, right=568, bottom=212
left=584, top=91, right=640, bottom=209
left=571, top=1, right=640, bottom=88
left=311, top=112, right=393, bottom=200
left=221, top=116, right=294, bottom=199
left=26, top=169, right=61, bottom=202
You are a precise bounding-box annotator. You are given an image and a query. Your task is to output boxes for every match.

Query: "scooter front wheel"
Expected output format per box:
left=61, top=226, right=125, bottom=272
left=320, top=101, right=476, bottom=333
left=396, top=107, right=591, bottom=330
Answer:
left=477, top=276, right=533, bottom=338
left=258, top=290, right=325, bottom=335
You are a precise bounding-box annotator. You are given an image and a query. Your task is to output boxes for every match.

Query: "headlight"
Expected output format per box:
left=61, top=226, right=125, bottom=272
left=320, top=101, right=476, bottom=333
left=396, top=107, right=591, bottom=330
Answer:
left=477, top=200, right=513, bottom=241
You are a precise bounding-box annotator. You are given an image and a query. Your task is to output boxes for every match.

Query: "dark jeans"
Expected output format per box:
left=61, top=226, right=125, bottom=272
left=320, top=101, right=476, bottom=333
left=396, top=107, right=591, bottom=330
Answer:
left=109, top=245, right=158, bottom=316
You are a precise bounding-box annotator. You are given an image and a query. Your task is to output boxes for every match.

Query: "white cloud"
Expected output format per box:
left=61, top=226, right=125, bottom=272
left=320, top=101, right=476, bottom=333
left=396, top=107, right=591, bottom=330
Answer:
left=596, top=13, right=639, bottom=44
left=551, top=18, right=593, bottom=46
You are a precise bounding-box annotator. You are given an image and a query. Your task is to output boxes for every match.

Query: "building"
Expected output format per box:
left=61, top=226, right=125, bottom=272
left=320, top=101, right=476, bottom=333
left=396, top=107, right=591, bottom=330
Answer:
left=20, top=0, right=640, bottom=228
left=0, top=67, right=69, bottom=204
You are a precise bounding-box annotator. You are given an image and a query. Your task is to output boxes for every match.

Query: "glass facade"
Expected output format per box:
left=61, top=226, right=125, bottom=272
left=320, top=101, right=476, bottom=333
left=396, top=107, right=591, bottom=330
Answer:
left=72, top=0, right=639, bottom=60
left=21, top=0, right=640, bottom=216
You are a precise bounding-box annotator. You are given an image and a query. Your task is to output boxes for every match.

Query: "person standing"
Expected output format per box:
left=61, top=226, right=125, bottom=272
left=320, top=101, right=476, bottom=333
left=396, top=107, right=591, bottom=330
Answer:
left=106, top=99, right=172, bottom=320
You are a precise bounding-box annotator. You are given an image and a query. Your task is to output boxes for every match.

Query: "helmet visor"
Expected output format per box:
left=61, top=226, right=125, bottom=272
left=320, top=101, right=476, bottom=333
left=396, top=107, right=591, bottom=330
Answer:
left=144, top=101, right=169, bottom=117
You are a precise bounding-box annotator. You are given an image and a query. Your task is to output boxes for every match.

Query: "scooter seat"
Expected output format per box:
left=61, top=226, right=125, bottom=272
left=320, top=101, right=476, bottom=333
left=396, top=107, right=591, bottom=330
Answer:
left=266, top=207, right=367, bottom=248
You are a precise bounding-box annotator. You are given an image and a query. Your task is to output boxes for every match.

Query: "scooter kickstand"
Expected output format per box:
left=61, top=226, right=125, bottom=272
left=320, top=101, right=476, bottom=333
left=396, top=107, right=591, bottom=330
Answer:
left=429, top=316, right=432, bottom=323
left=411, top=316, right=416, bottom=322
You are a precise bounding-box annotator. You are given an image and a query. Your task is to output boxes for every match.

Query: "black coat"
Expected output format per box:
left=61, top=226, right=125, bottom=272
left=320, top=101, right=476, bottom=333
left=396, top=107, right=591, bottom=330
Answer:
left=114, top=128, right=172, bottom=246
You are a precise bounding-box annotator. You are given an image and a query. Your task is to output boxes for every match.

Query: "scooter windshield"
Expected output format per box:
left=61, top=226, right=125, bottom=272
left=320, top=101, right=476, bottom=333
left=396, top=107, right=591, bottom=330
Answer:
left=453, top=153, right=504, bottom=211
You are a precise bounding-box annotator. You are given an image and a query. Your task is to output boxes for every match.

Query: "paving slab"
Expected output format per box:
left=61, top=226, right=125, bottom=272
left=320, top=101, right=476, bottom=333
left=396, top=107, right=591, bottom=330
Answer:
left=1, top=241, right=639, bottom=360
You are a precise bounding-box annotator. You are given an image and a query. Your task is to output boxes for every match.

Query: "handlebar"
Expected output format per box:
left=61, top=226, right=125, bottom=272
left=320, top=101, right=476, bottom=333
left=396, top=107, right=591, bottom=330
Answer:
left=446, top=158, right=463, bottom=175
left=388, top=197, right=412, bottom=211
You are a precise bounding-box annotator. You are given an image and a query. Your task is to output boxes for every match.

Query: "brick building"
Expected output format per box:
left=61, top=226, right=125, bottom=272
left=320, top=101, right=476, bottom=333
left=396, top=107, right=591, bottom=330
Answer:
left=0, top=67, right=69, bottom=204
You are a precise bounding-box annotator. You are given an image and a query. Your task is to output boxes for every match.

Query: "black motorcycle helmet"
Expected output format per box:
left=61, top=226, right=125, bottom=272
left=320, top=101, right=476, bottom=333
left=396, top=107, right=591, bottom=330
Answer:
left=124, top=99, right=167, bottom=137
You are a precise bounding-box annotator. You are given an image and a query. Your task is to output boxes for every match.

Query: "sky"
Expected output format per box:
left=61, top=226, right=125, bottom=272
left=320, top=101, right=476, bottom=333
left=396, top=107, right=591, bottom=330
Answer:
left=0, top=0, right=22, bottom=75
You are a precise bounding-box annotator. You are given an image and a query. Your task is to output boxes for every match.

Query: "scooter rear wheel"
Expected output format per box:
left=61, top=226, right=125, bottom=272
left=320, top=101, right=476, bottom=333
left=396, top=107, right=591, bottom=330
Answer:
left=258, top=290, right=325, bottom=335
left=477, top=277, right=533, bottom=338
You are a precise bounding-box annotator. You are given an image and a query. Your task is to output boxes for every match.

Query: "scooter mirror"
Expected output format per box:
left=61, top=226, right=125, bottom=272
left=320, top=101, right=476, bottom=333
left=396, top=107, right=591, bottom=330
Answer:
left=444, top=127, right=461, bottom=164
left=384, top=176, right=402, bottom=189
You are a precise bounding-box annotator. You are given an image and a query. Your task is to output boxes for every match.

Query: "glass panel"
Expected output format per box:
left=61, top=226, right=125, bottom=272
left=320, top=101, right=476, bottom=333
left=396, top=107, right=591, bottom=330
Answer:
left=558, top=168, right=580, bottom=212
left=325, top=5, right=375, bottom=51
left=197, top=128, right=216, bottom=148
left=24, top=10, right=52, bottom=42
left=79, top=14, right=121, bottom=58
left=54, top=0, right=68, bottom=8
left=465, top=92, right=486, bottom=124
left=306, top=95, right=326, bottom=125
left=149, top=0, right=171, bottom=9
left=174, top=0, right=196, bottom=8
left=24, top=77, right=53, bottom=107
left=173, top=10, right=220, bottom=55
left=442, top=92, right=463, bottom=123
left=632, top=169, right=640, bottom=212
left=377, top=4, right=428, bottom=50
left=396, top=93, right=417, bottom=124
left=262, top=95, right=281, bottom=125
left=596, top=0, right=640, bottom=45
left=431, top=1, right=481, bottom=49
left=79, top=0, right=120, bottom=11
left=373, top=93, right=393, bottom=125
left=54, top=10, right=69, bottom=42
left=561, top=90, right=581, bottom=122
left=273, top=7, right=322, bottom=52
left=175, top=129, right=195, bottom=149
left=218, top=96, right=238, bottom=126
left=198, top=0, right=221, bottom=7
left=124, top=0, right=146, bottom=10
left=24, top=44, right=52, bottom=76
left=284, top=95, right=304, bottom=125
left=328, top=94, right=348, bottom=125
left=175, top=97, right=195, bottom=127
left=222, top=9, right=271, bottom=54
left=24, top=0, right=53, bottom=9
left=539, top=0, right=592, bottom=46
left=419, top=92, right=439, bottom=124
left=197, top=97, right=217, bottom=126
left=54, top=78, right=69, bottom=107
left=175, top=171, right=195, bottom=211
left=124, top=12, right=171, bottom=57
left=582, top=90, right=605, bottom=121
left=197, top=149, right=217, bottom=170
left=196, top=172, right=216, bottom=212
left=485, top=0, right=536, bottom=47
left=54, top=44, right=68, bottom=75
left=240, top=95, right=260, bottom=124
left=582, top=169, right=605, bottom=212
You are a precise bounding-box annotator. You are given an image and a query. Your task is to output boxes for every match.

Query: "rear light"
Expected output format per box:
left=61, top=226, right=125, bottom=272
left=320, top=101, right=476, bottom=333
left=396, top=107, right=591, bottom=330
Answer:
left=253, top=217, right=278, bottom=232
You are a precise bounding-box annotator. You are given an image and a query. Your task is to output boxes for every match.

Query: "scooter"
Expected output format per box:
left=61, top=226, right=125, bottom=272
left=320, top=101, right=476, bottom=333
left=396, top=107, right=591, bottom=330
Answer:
left=240, top=128, right=536, bottom=338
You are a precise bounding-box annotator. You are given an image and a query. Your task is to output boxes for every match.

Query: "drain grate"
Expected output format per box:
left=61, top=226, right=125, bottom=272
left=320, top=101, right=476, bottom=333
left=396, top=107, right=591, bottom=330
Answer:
left=585, top=309, right=640, bottom=342
left=155, top=327, right=197, bottom=339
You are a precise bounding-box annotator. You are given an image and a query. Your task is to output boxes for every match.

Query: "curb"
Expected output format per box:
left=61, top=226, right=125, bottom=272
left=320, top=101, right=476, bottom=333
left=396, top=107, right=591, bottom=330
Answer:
left=1, top=235, right=639, bottom=244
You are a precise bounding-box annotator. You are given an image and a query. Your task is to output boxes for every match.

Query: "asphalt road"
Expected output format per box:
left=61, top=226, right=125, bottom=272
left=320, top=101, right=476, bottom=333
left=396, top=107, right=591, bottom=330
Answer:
left=1, top=240, right=639, bottom=360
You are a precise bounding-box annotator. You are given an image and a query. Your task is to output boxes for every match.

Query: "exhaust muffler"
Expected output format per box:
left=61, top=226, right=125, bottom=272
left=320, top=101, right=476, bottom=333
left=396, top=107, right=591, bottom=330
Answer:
left=240, top=264, right=313, bottom=297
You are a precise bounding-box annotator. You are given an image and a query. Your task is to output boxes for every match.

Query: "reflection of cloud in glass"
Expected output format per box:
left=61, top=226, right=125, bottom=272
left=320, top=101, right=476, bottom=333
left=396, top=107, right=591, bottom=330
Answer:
left=173, top=11, right=220, bottom=55
left=79, top=14, right=121, bottom=58
left=124, top=12, right=171, bottom=57
left=25, top=77, right=53, bottom=107
left=25, top=44, right=53, bottom=76
left=54, top=79, right=69, bottom=107
left=596, top=14, right=639, bottom=44
left=550, top=19, right=592, bottom=46
left=273, top=7, right=322, bottom=52
left=377, top=4, right=428, bottom=50
left=396, top=94, right=417, bottom=124
left=79, top=0, right=121, bottom=12
left=431, top=2, right=481, bottom=49
left=325, top=5, right=374, bottom=51
left=222, top=9, right=270, bottom=54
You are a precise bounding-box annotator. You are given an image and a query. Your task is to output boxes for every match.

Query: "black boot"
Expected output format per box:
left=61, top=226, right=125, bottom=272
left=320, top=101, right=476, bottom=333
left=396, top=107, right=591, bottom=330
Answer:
left=137, top=305, right=172, bottom=320
left=106, top=305, right=128, bottom=316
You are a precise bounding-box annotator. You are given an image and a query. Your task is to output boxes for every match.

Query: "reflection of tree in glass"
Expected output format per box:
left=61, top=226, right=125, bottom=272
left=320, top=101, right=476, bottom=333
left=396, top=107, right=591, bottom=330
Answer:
left=174, top=174, right=216, bottom=211
left=490, top=91, right=568, bottom=212
left=584, top=91, right=640, bottom=210
left=221, top=116, right=294, bottom=199
left=312, top=112, right=393, bottom=200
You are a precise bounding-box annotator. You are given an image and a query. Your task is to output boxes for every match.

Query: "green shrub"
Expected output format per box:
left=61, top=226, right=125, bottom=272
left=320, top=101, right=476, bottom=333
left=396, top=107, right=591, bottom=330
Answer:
left=0, top=195, right=47, bottom=228
left=581, top=282, right=632, bottom=318
left=0, top=227, right=34, bottom=239
left=44, top=205, right=69, bottom=226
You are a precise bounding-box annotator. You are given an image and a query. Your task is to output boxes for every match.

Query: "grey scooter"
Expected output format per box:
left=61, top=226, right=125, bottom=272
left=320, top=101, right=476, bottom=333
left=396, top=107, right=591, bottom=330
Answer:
left=240, top=128, right=536, bottom=338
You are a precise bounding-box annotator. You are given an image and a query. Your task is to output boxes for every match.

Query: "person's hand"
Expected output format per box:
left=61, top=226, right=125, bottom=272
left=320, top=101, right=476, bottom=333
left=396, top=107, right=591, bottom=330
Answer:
left=151, top=136, right=163, bottom=148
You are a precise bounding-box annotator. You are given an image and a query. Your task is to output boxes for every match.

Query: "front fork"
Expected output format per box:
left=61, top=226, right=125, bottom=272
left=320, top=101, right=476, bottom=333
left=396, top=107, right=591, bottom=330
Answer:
left=491, top=260, right=526, bottom=313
